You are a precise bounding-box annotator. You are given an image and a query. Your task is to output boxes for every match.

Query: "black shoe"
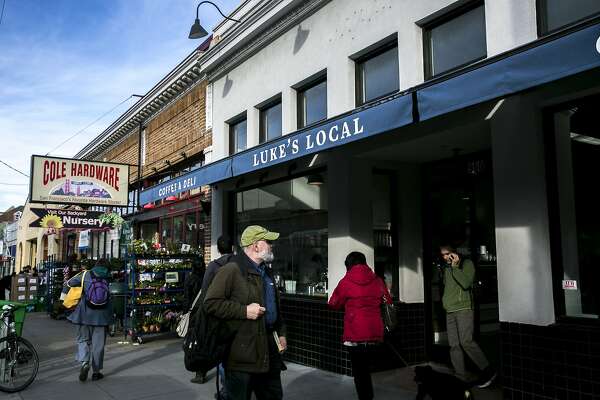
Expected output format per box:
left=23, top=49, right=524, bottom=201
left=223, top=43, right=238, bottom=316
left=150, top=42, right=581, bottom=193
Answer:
left=190, top=372, right=207, bottom=384
left=476, top=367, right=497, bottom=388
left=79, top=363, right=90, bottom=382
left=91, top=372, right=104, bottom=381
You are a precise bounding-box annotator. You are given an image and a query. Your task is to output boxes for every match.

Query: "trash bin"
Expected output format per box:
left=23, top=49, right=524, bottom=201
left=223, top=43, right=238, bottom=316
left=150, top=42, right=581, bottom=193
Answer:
left=0, top=300, right=27, bottom=337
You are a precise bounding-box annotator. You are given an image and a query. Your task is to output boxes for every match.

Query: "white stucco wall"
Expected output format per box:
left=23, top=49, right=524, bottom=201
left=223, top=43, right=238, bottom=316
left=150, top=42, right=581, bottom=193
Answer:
left=206, top=0, right=539, bottom=162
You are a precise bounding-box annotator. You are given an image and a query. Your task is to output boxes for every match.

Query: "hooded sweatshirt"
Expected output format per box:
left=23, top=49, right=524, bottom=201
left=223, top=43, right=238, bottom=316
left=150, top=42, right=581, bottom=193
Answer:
left=328, top=264, right=392, bottom=343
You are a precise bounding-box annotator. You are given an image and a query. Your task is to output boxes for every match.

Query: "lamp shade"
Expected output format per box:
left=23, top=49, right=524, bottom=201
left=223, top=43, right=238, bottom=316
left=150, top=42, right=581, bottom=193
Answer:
left=189, top=18, right=209, bottom=39
left=165, top=195, right=178, bottom=202
left=306, top=174, right=324, bottom=185
left=143, top=203, right=156, bottom=209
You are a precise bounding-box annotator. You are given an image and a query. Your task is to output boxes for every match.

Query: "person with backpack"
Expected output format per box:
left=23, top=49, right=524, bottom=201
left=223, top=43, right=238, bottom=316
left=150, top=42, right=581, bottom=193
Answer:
left=61, top=258, right=113, bottom=382
left=200, top=235, right=234, bottom=397
left=203, top=226, right=287, bottom=400
left=328, top=251, right=392, bottom=400
left=439, top=244, right=496, bottom=388
left=184, top=257, right=207, bottom=384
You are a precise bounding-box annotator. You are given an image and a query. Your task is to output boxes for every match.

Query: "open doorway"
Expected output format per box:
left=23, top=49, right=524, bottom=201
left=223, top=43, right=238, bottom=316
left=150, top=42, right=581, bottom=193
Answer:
left=422, top=152, right=499, bottom=365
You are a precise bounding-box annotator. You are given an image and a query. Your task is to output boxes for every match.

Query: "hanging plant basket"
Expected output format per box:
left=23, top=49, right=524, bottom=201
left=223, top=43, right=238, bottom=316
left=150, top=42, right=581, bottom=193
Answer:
left=99, top=212, right=124, bottom=228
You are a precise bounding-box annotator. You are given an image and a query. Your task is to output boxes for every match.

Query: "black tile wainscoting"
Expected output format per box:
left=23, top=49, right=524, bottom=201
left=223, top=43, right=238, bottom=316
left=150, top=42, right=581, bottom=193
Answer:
left=501, top=321, right=600, bottom=400
left=280, top=297, right=426, bottom=375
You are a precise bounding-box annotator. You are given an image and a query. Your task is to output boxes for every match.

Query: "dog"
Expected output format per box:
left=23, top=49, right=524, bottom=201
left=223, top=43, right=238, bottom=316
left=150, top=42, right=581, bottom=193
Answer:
left=414, top=365, right=474, bottom=400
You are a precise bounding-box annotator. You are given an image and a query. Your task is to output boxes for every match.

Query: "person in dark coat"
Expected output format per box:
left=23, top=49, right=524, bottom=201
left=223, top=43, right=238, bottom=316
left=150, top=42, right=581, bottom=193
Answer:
left=329, top=251, right=392, bottom=400
left=61, top=259, right=114, bottom=382
left=184, top=257, right=206, bottom=384
left=0, top=274, right=11, bottom=300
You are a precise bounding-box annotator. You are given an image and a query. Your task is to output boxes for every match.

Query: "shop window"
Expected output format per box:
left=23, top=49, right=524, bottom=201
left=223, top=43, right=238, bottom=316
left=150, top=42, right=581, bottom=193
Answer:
left=422, top=2, right=486, bottom=79
left=229, top=115, right=247, bottom=155
left=538, top=0, right=600, bottom=35
left=161, top=218, right=172, bottom=244
left=548, top=95, right=600, bottom=319
left=297, top=77, right=327, bottom=129
left=173, top=215, right=184, bottom=246
left=259, top=99, right=282, bottom=143
left=185, top=213, right=198, bottom=249
left=355, top=41, right=399, bottom=106
left=234, top=173, right=328, bottom=298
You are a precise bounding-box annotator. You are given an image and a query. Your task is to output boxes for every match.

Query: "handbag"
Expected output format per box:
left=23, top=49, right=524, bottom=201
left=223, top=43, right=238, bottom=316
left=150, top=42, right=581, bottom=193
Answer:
left=177, top=289, right=203, bottom=338
left=381, top=296, right=398, bottom=333
left=63, top=271, right=88, bottom=309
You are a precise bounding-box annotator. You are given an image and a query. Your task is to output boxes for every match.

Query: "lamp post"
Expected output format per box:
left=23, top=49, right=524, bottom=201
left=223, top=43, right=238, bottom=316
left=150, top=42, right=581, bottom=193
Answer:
left=189, top=1, right=241, bottom=39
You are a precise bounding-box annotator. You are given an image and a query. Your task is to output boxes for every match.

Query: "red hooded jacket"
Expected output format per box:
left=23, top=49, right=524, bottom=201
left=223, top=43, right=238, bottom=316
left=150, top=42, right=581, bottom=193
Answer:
left=328, top=264, right=393, bottom=343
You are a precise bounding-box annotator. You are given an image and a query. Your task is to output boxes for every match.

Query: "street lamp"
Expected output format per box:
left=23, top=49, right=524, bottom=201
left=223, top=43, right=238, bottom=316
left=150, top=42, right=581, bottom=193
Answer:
left=189, top=1, right=241, bottom=39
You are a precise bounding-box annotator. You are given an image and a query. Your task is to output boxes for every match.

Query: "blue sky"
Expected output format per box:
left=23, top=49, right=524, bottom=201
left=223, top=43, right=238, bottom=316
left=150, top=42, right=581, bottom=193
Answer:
left=0, top=0, right=239, bottom=211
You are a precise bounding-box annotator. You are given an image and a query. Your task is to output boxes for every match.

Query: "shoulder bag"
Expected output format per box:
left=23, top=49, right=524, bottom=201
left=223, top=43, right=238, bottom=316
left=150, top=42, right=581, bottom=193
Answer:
left=177, top=289, right=203, bottom=338
left=63, top=271, right=88, bottom=309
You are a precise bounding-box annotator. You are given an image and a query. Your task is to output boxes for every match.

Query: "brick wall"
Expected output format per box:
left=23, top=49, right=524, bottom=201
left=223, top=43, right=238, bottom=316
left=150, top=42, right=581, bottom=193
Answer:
left=95, top=80, right=211, bottom=184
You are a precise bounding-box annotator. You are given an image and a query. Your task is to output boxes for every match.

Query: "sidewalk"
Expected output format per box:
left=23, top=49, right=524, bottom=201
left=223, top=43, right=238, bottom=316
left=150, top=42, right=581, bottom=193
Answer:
left=6, top=313, right=502, bottom=400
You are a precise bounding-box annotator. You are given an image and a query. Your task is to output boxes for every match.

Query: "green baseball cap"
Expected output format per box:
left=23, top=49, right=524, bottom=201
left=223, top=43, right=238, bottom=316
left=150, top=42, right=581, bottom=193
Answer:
left=240, top=225, right=280, bottom=247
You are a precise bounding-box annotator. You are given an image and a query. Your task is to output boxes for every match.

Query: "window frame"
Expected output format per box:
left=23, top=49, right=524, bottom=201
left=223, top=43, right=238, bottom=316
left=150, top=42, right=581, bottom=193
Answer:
left=421, top=0, right=487, bottom=80
left=258, top=95, right=283, bottom=144
left=543, top=94, right=600, bottom=325
left=228, top=112, right=248, bottom=155
left=354, top=38, right=399, bottom=107
left=536, top=0, right=600, bottom=36
left=296, top=73, right=328, bottom=129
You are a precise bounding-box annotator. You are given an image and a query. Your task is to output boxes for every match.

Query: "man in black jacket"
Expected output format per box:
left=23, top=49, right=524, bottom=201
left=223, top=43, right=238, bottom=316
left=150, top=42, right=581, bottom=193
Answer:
left=204, top=226, right=287, bottom=400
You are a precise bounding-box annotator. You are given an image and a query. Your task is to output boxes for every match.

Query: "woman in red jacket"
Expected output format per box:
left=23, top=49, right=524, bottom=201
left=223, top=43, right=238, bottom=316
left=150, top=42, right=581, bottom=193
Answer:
left=329, top=251, right=393, bottom=400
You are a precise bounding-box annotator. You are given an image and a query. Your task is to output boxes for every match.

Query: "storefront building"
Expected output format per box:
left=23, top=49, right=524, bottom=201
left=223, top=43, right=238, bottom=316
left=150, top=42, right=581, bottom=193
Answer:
left=138, top=0, right=600, bottom=398
left=74, top=38, right=216, bottom=262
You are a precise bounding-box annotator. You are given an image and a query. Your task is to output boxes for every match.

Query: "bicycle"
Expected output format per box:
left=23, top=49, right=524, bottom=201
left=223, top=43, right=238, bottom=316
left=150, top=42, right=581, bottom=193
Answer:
left=0, top=304, right=39, bottom=393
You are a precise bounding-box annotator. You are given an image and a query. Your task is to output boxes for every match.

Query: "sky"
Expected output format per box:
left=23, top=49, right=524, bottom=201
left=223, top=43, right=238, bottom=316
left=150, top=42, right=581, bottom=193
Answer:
left=0, top=0, right=240, bottom=211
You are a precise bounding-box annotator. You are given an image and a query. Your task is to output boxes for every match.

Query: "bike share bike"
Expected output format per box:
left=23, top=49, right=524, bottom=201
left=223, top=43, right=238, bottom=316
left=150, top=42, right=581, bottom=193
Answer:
left=0, top=302, right=39, bottom=393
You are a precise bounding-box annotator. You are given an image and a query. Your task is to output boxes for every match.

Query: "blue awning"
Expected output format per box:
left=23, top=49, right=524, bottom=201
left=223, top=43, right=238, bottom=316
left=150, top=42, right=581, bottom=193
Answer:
left=417, top=22, right=600, bottom=121
left=139, top=158, right=231, bottom=205
left=139, top=94, right=413, bottom=204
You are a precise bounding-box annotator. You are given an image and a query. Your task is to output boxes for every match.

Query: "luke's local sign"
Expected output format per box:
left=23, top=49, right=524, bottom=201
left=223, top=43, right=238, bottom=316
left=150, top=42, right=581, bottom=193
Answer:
left=30, top=155, right=130, bottom=206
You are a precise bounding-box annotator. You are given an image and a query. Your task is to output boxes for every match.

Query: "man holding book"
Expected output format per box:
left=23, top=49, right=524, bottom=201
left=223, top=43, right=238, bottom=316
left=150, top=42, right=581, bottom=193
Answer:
left=204, top=225, right=287, bottom=400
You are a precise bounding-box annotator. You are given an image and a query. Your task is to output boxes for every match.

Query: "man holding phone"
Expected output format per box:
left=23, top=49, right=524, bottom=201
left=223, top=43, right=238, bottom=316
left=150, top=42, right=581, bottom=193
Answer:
left=440, top=245, right=496, bottom=388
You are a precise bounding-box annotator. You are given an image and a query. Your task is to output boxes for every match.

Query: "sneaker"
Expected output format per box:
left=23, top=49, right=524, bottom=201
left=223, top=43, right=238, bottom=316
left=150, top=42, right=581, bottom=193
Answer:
left=476, top=367, right=497, bottom=388
left=79, top=362, right=90, bottom=382
left=91, top=372, right=104, bottom=381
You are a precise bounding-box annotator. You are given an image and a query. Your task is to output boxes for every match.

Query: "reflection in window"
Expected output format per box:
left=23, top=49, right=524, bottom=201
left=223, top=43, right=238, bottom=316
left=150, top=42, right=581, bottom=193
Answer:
left=356, top=44, right=399, bottom=105
left=551, top=96, right=600, bottom=319
left=229, top=118, right=247, bottom=155
left=298, top=79, right=327, bottom=128
left=424, top=4, right=486, bottom=78
left=539, top=0, right=600, bottom=34
left=235, top=174, right=328, bottom=297
left=260, top=100, right=282, bottom=143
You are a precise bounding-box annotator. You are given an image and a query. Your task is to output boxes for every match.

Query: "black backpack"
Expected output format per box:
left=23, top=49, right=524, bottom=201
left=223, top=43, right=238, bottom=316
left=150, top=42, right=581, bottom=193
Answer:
left=183, top=260, right=244, bottom=374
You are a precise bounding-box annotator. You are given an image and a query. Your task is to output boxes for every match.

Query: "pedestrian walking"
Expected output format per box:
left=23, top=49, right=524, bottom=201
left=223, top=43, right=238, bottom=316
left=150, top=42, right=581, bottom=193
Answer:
left=184, top=257, right=207, bottom=384
left=328, top=251, right=392, bottom=400
left=439, top=244, right=496, bottom=388
left=204, top=225, right=287, bottom=400
left=61, top=258, right=113, bottom=382
left=201, top=235, right=234, bottom=398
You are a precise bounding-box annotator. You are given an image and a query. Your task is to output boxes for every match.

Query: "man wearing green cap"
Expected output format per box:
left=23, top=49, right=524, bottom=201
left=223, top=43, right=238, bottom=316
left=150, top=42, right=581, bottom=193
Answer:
left=204, top=225, right=287, bottom=400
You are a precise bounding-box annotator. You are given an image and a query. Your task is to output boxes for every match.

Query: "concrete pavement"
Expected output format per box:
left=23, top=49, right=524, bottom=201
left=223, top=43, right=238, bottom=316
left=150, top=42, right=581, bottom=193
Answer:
left=5, top=312, right=502, bottom=399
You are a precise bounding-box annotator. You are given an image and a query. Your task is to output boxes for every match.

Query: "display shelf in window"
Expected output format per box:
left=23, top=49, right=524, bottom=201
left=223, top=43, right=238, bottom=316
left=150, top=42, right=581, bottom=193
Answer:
left=125, top=253, right=198, bottom=343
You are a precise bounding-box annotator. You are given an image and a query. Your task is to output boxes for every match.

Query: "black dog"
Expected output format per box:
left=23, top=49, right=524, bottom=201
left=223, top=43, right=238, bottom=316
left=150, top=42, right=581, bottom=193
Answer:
left=414, top=365, right=474, bottom=400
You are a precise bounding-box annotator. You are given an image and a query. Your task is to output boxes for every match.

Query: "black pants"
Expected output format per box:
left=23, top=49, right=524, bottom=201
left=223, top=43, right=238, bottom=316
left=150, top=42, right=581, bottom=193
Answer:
left=225, top=335, right=283, bottom=400
left=348, top=345, right=375, bottom=400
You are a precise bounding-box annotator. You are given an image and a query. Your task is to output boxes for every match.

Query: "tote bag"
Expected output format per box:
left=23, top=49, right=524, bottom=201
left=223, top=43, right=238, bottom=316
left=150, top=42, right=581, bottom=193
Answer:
left=177, top=290, right=202, bottom=337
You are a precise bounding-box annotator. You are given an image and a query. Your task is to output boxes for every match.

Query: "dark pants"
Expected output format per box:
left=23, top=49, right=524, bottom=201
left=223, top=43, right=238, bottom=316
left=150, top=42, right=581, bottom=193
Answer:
left=225, top=335, right=283, bottom=400
left=348, top=345, right=375, bottom=400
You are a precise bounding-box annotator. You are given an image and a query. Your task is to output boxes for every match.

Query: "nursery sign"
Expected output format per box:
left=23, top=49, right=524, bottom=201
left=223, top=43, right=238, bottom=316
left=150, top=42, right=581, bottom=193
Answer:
left=29, top=208, right=115, bottom=229
left=30, top=155, right=130, bottom=206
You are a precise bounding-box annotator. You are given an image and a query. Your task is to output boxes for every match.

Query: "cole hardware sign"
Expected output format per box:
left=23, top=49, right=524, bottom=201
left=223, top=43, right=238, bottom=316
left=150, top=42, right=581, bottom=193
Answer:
left=29, top=209, right=115, bottom=229
left=29, top=155, right=130, bottom=207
